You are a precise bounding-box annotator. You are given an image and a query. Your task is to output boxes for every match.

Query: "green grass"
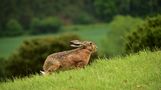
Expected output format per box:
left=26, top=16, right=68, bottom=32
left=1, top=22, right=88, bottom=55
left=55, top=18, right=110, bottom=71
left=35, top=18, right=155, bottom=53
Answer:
left=0, top=51, right=161, bottom=90
left=0, top=23, right=109, bottom=58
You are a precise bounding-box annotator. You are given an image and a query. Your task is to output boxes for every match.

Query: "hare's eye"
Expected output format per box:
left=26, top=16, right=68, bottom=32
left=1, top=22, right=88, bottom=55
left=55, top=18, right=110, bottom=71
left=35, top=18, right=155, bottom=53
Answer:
left=90, top=42, right=92, bottom=45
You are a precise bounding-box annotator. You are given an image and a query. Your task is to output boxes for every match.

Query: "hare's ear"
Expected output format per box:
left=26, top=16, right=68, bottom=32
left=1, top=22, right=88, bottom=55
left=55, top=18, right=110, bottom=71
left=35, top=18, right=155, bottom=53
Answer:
left=70, top=40, right=83, bottom=48
left=70, top=40, right=82, bottom=45
left=70, top=44, right=81, bottom=47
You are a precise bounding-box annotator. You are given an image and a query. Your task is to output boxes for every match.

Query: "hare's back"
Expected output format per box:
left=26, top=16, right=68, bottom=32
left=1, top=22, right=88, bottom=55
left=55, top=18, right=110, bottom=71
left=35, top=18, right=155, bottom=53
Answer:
left=48, top=51, right=70, bottom=60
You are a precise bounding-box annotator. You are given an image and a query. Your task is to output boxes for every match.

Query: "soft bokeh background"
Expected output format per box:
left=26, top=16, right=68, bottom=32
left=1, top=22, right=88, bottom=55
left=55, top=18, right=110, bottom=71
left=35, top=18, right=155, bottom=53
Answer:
left=0, top=0, right=161, bottom=81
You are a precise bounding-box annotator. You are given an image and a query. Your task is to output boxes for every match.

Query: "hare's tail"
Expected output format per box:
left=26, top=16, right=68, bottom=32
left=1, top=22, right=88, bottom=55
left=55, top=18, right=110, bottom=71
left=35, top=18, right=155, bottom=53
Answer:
left=40, top=70, right=46, bottom=75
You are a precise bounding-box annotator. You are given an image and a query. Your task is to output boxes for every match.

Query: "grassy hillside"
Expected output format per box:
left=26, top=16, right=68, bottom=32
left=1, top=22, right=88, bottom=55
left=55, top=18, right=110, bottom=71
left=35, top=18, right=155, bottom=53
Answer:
left=0, top=51, right=161, bottom=90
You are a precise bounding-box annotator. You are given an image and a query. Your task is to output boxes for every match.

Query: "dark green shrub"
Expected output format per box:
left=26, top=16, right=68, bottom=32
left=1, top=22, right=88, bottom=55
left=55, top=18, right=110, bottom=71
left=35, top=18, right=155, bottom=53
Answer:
left=125, top=15, right=161, bottom=53
left=2, top=19, right=23, bottom=37
left=30, top=17, right=62, bottom=34
left=0, top=58, right=8, bottom=81
left=6, top=34, right=80, bottom=77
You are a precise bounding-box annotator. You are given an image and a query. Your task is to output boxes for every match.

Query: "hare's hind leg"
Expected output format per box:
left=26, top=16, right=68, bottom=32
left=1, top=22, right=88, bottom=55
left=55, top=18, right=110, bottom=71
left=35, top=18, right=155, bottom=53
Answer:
left=47, top=63, right=61, bottom=74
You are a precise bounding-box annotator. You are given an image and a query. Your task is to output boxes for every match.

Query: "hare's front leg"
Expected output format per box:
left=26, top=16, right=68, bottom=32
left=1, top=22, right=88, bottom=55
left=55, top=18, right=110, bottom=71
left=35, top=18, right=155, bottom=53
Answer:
left=76, top=61, right=86, bottom=68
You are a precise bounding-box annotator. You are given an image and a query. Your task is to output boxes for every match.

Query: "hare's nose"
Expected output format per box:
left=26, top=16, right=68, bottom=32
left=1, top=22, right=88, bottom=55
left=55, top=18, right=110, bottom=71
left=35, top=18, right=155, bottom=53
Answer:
left=94, top=46, right=98, bottom=51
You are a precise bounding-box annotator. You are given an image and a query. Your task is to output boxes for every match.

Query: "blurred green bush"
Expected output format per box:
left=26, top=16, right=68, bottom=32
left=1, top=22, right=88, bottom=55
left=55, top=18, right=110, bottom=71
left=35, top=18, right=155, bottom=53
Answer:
left=125, top=15, right=161, bottom=53
left=5, top=34, right=80, bottom=77
left=0, top=19, right=23, bottom=37
left=30, top=17, right=62, bottom=34
left=102, top=15, right=143, bottom=56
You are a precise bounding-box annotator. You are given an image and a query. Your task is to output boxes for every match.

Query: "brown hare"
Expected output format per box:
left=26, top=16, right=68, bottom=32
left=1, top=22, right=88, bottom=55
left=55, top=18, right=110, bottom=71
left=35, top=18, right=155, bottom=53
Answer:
left=41, top=40, right=97, bottom=75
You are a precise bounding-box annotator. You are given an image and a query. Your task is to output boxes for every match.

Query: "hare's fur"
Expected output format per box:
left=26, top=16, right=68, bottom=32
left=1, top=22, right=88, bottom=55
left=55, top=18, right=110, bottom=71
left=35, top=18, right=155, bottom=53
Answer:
left=42, top=40, right=96, bottom=75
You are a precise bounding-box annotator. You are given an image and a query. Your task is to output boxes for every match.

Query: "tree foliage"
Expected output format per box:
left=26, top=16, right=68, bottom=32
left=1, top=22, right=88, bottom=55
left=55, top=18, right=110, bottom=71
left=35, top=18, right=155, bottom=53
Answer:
left=93, top=0, right=161, bottom=21
left=0, top=0, right=161, bottom=37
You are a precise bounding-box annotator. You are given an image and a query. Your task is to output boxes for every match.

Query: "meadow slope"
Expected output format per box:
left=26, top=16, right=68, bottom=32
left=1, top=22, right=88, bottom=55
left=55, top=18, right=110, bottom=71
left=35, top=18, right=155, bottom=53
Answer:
left=0, top=51, right=161, bottom=90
